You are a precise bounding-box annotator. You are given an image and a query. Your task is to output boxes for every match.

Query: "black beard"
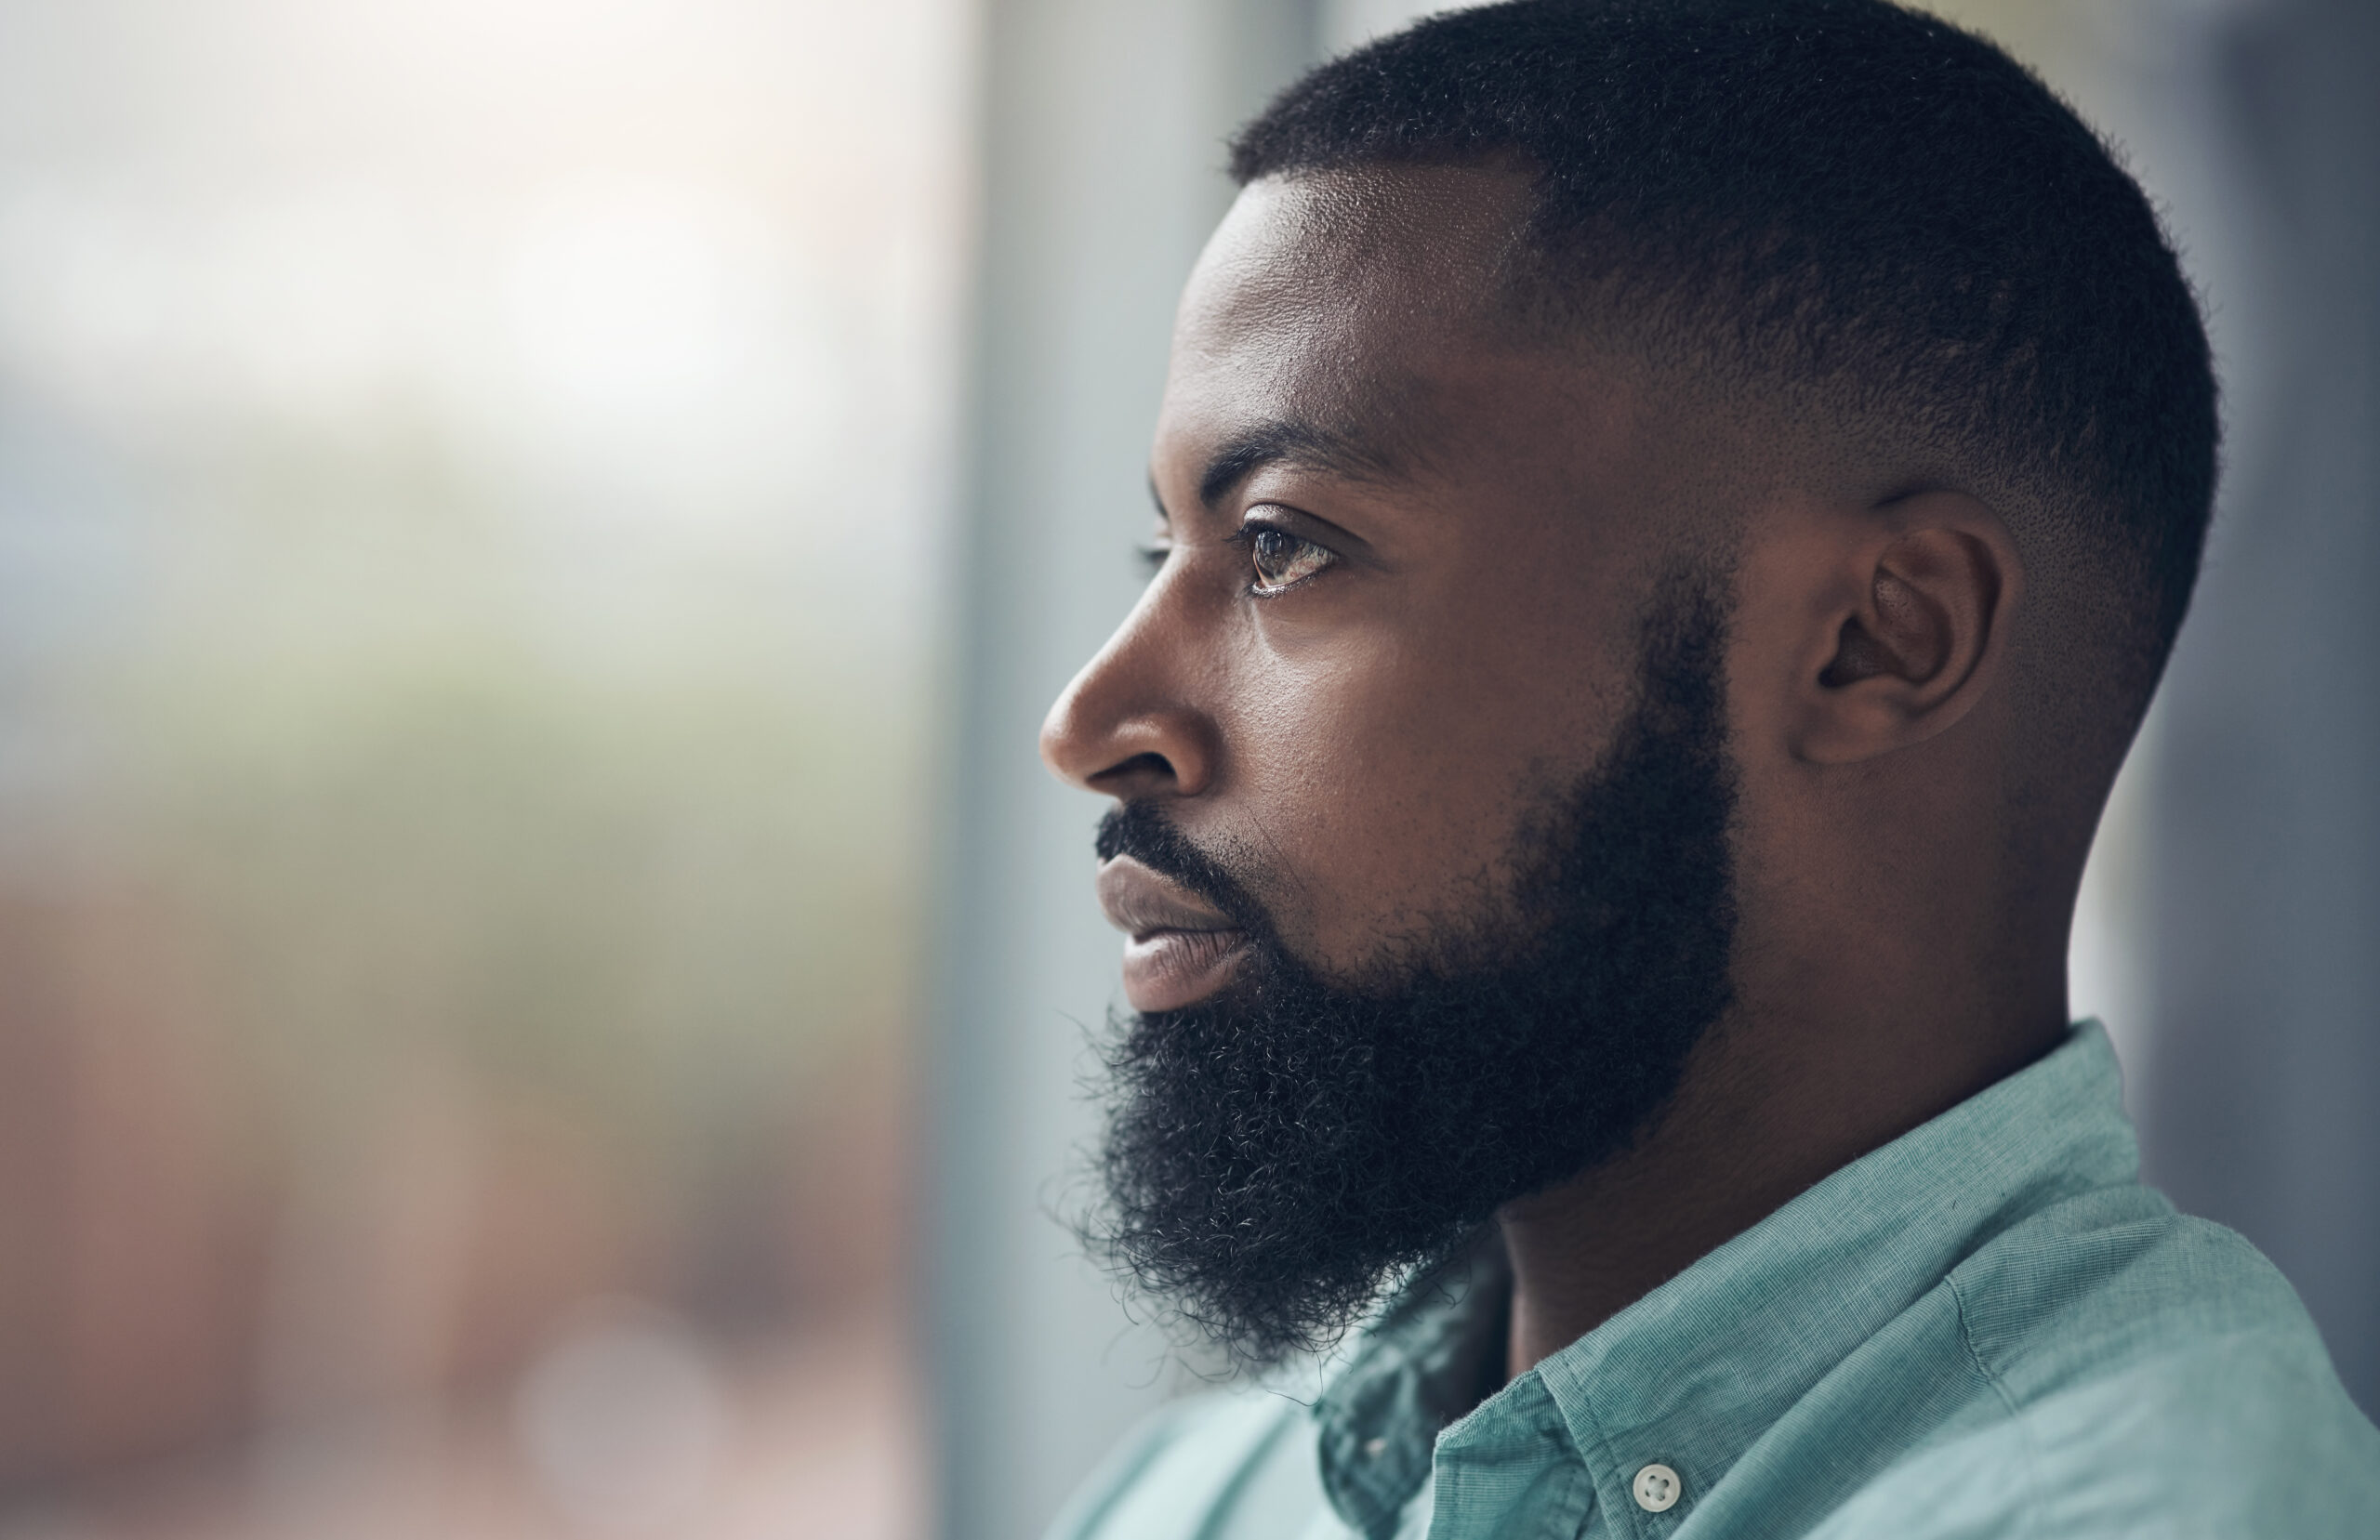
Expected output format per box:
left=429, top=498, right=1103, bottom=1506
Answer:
left=1082, top=573, right=1739, bottom=1369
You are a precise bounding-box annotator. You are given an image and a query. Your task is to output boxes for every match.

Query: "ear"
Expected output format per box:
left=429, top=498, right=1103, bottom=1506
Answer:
left=1789, top=491, right=2021, bottom=765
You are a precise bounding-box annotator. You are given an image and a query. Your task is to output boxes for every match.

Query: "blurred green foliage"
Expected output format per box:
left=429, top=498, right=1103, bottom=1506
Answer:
left=91, top=420, right=930, bottom=1290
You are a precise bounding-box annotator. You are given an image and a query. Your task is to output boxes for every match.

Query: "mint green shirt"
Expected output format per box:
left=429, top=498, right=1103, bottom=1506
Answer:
left=1050, top=1024, right=2380, bottom=1539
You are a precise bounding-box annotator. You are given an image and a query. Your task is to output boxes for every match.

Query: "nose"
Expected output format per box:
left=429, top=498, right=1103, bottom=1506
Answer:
left=1039, top=592, right=1218, bottom=801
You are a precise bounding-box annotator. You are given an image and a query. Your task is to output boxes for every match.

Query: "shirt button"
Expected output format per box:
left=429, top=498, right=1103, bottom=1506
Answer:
left=1632, top=1462, right=1683, bottom=1513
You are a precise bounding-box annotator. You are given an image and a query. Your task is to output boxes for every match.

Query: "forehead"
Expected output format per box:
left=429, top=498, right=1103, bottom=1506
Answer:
left=1156, top=167, right=1675, bottom=540
left=1164, top=167, right=1538, bottom=431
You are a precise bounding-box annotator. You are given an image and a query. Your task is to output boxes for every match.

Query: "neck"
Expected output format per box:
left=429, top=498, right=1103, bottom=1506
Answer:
left=1496, top=969, right=2068, bottom=1378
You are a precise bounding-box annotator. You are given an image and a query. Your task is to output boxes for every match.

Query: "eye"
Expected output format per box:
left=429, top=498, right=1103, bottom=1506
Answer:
left=1246, top=525, right=1337, bottom=594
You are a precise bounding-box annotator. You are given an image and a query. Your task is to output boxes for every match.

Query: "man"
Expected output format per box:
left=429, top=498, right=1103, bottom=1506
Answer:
left=1035, top=2, right=2380, bottom=1536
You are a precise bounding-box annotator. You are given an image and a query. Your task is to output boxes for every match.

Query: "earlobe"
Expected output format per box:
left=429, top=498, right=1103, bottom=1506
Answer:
left=1792, top=493, right=2018, bottom=766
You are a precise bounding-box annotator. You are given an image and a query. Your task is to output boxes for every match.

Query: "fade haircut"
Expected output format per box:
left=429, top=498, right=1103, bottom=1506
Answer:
left=1231, top=0, right=2216, bottom=725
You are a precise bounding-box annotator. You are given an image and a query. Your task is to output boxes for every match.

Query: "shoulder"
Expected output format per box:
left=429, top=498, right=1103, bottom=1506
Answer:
left=1042, top=1389, right=1317, bottom=1540
left=1817, top=1333, right=2380, bottom=1537
left=1827, top=1197, right=2380, bottom=1536
left=1947, top=1188, right=2318, bottom=1386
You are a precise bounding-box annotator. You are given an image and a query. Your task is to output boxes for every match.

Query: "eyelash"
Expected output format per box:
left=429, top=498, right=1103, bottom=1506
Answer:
left=1133, top=520, right=1341, bottom=594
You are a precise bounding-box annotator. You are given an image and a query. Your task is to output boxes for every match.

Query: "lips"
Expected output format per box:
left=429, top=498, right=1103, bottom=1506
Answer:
left=1095, top=855, right=1250, bottom=1012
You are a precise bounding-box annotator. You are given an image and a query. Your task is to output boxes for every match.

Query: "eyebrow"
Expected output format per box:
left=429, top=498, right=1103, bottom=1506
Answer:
left=1192, top=418, right=1406, bottom=509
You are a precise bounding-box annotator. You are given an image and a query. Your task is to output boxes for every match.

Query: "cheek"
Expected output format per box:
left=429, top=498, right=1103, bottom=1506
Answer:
left=1218, top=614, right=1619, bottom=967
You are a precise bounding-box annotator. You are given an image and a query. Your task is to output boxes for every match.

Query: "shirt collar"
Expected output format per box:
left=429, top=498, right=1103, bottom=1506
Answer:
left=1311, top=1021, right=2138, bottom=1536
left=1313, top=1230, right=1513, bottom=1532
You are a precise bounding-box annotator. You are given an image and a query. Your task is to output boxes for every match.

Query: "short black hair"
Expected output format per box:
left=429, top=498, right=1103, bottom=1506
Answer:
left=1231, top=0, right=2215, bottom=710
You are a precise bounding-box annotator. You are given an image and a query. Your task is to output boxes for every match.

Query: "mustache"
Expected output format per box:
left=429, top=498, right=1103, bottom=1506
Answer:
left=1093, top=803, right=1276, bottom=941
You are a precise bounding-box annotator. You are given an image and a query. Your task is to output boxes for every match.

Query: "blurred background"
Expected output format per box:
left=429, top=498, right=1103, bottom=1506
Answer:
left=0, top=2, right=2366, bottom=1539
left=0, top=0, right=960, bottom=1534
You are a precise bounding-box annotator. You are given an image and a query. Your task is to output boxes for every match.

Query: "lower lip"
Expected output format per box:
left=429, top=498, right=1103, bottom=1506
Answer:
left=1120, top=928, right=1249, bottom=1012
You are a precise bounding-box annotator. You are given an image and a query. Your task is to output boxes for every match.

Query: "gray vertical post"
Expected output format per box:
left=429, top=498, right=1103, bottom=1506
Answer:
left=2138, top=0, right=2380, bottom=1417
left=929, top=5, right=1316, bottom=1538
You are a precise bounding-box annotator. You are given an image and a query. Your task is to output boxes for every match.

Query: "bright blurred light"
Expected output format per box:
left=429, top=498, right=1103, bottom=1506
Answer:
left=509, top=191, right=748, bottom=418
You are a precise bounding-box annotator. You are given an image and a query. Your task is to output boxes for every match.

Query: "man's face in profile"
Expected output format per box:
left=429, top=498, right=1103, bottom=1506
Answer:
left=1040, top=166, right=1744, bottom=1363
left=1024, top=7, right=2380, bottom=1533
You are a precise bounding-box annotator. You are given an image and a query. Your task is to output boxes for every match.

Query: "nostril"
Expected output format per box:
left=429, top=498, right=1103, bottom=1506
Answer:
left=1091, top=751, right=1175, bottom=793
